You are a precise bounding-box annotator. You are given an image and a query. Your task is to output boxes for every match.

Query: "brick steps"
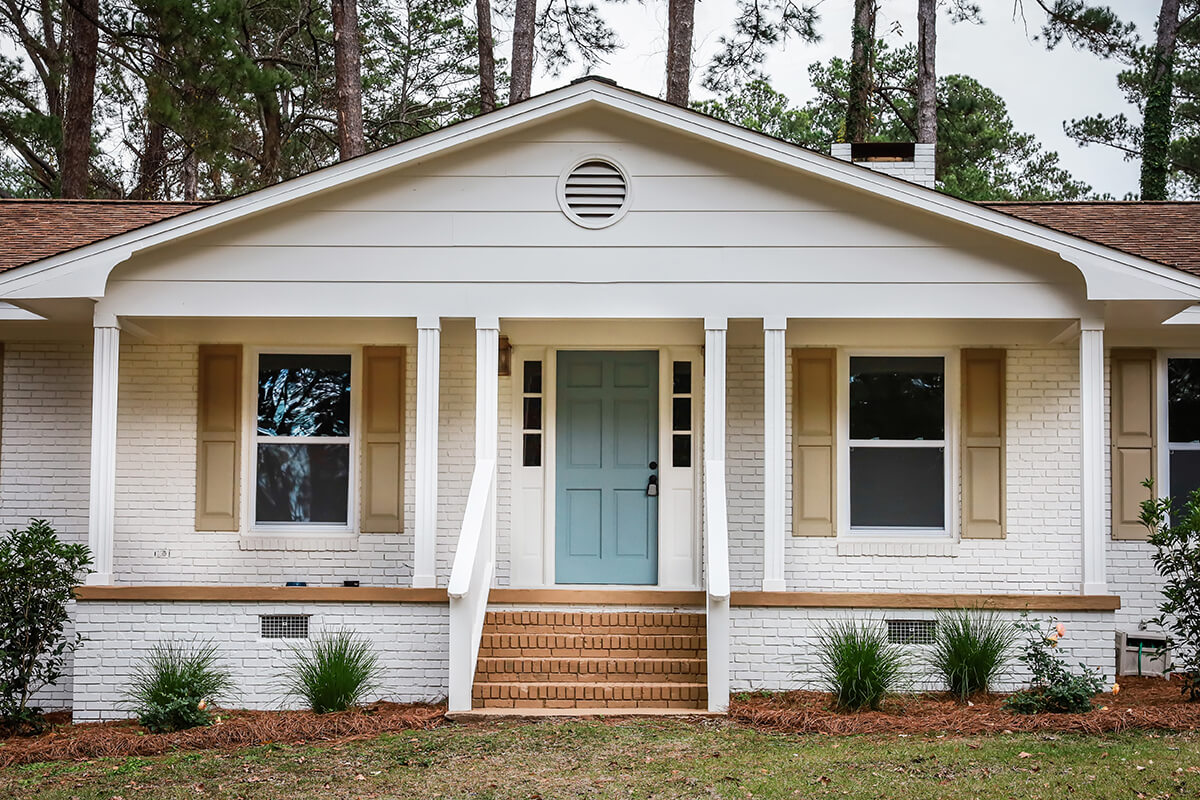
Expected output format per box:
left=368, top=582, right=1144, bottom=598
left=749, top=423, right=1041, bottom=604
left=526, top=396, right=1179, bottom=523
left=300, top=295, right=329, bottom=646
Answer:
left=473, top=611, right=708, bottom=710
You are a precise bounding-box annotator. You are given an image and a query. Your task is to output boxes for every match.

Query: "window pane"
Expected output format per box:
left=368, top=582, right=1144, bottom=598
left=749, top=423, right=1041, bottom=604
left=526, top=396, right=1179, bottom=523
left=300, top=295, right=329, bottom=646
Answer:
left=673, top=361, right=692, bottom=395
left=1170, top=449, right=1200, bottom=511
left=523, top=361, right=543, bottom=394
left=523, top=397, right=542, bottom=430
left=849, top=356, right=944, bottom=441
left=673, top=397, right=691, bottom=432
left=258, top=354, right=351, bottom=437
left=256, top=443, right=349, bottom=523
left=673, top=434, right=692, bottom=468
left=523, top=433, right=542, bottom=467
left=1169, top=359, right=1200, bottom=443
left=850, top=446, right=944, bottom=528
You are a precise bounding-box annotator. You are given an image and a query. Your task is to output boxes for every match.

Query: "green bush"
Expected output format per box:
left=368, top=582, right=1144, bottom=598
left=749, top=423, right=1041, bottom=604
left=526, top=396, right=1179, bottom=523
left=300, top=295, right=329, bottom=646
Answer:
left=0, top=519, right=92, bottom=732
left=1140, top=480, right=1200, bottom=701
left=126, top=640, right=233, bottom=733
left=281, top=629, right=382, bottom=713
left=928, top=608, right=1018, bottom=701
left=1002, top=616, right=1107, bottom=714
left=815, top=619, right=908, bottom=711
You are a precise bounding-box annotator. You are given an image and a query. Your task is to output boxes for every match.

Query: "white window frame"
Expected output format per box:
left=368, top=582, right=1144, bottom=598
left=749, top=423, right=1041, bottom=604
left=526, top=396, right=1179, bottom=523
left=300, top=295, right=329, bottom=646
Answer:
left=837, top=348, right=959, bottom=539
left=1158, top=351, right=1200, bottom=507
left=244, top=347, right=360, bottom=536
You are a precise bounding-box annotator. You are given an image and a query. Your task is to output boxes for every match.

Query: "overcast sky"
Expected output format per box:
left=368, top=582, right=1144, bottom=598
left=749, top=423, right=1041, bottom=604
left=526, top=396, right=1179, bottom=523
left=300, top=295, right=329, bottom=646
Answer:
left=528, top=0, right=1157, bottom=199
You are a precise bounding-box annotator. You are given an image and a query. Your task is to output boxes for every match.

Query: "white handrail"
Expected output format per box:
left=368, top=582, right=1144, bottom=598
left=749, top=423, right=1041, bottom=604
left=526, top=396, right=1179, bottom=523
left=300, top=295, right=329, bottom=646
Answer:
left=704, top=458, right=730, bottom=601
left=448, top=458, right=496, bottom=713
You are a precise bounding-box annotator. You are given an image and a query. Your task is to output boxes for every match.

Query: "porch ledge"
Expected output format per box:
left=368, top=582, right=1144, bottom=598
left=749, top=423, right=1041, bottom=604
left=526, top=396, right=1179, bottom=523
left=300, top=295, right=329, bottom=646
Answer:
left=73, top=585, right=448, bottom=603
left=729, top=591, right=1121, bottom=611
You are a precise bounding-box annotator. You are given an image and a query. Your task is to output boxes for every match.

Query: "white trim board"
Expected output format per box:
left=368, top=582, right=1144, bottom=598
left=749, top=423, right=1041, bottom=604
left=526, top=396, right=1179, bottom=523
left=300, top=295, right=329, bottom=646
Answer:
left=1, top=80, right=1198, bottom=304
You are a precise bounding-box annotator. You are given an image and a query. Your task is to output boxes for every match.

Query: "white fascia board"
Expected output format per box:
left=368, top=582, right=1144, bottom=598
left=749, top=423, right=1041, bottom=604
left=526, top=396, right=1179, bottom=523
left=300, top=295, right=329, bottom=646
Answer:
left=2, top=79, right=1199, bottom=304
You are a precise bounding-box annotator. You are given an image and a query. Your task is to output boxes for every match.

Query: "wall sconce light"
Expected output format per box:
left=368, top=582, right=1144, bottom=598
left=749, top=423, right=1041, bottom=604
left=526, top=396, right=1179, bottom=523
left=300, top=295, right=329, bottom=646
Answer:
left=498, top=335, right=512, bottom=376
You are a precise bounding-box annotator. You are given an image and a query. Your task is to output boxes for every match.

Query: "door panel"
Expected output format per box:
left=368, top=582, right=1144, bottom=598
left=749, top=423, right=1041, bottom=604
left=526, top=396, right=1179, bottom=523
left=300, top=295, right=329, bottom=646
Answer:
left=556, top=351, right=659, bottom=584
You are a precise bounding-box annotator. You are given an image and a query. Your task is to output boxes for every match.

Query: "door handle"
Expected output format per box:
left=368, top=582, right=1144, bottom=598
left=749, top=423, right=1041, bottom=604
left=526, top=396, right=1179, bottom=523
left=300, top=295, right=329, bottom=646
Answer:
left=646, top=474, right=658, bottom=497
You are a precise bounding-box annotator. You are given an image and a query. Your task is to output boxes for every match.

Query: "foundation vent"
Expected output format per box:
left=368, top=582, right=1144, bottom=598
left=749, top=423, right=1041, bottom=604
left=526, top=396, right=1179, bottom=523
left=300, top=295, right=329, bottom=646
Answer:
left=560, top=159, right=629, bottom=228
left=261, top=614, right=310, bottom=639
left=887, top=619, right=937, bottom=646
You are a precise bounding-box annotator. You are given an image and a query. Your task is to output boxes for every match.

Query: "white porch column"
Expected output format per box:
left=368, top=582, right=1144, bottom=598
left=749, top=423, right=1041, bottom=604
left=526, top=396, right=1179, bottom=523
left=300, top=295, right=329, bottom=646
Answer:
left=1080, top=320, right=1107, bottom=595
left=762, top=317, right=787, bottom=592
left=703, top=317, right=730, bottom=713
left=476, top=318, right=500, bottom=549
left=413, top=317, right=440, bottom=588
left=86, top=315, right=120, bottom=585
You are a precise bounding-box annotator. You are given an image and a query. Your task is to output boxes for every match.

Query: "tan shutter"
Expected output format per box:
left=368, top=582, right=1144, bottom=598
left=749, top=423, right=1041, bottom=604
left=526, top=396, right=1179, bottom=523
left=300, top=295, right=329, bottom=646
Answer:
left=961, top=349, right=1006, bottom=539
left=196, top=345, right=242, bottom=531
left=361, top=346, right=406, bottom=533
left=1111, top=348, right=1156, bottom=541
left=792, top=348, right=836, bottom=536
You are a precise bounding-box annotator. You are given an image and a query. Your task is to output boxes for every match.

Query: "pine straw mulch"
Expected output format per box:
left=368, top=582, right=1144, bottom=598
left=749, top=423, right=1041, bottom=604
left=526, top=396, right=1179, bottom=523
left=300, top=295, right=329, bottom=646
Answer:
left=0, top=701, right=444, bottom=769
left=730, top=676, right=1200, bottom=736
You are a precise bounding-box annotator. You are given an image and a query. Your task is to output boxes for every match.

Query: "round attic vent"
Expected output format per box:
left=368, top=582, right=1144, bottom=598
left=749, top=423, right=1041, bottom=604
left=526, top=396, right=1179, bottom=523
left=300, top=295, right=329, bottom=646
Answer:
left=558, top=158, right=630, bottom=228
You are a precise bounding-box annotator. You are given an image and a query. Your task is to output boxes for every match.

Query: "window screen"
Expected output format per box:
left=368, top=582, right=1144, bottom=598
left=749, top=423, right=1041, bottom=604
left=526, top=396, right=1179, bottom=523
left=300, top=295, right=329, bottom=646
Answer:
left=848, top=356, right=946, bottom=530
left=255, top=354, right=351, bottom=525
left=1168, top=358, right=1200, bottom=510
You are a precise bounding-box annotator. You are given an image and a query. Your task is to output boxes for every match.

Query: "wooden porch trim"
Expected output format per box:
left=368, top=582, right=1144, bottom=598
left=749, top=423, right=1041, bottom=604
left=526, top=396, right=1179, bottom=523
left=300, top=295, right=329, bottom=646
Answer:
left=74, top=585, right=1120, bottom=611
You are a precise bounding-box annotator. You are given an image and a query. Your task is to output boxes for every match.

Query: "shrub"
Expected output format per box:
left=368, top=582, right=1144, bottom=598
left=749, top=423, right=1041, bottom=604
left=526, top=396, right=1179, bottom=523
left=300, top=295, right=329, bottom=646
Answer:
left=815, top=619, right=908, bottom=711
left=281, top=629, right=382, bottom=713
left=1002, top=616, right=1107, bottom=714
left=0, top=519, right=92, bottom=732
left=928, top=608, right=1018, bottom=701
left=126, top=640, right=233, bottom=733
left=1141, top=480, right=1200, bottom=701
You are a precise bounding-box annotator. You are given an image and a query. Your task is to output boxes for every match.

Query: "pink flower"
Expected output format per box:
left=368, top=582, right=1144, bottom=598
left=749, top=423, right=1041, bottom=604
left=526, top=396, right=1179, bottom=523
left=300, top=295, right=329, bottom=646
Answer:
left=1055, top=623, right=1066, bottom=638
left=197, top=700, right=208, bottom=711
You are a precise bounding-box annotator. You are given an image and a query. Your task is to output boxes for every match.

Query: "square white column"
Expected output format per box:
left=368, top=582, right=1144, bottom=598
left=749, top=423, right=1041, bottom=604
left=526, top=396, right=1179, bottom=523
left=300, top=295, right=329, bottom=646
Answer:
left=86, top=317, right=120, bottom=585
left=413, top=316, right=440, bottom=588
left=703, top=316, right=730, bottom=713
left=762, top=318, right=787, bottom=592
left=1080, top=321, right=1107, bottom=595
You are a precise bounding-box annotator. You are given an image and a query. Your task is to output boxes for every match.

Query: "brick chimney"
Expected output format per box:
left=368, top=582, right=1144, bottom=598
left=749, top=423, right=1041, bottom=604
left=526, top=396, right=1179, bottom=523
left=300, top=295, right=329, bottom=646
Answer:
left=831, top=142, right=936, bottom=188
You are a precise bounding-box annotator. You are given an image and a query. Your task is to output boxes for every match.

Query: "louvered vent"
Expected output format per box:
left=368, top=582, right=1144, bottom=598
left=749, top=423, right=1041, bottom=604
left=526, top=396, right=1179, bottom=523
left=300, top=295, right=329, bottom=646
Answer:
left=561, top=160, right=628, bottom=227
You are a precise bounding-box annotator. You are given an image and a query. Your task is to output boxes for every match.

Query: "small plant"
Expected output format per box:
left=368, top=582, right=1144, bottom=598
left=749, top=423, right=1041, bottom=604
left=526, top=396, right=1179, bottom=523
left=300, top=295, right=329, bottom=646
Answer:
left=0, top=519, right=92, bottom=732
left=126, top=640, right=233, bottom=733
left=1002, top=616, right=1107, bottom=714
left=281, top=629, right=382, bottom=713
left=1141, top=480, right=1200, bottom=701
left=928, top=607, right=1018, bottom=702
left=815, top=619, right=908, bottom=711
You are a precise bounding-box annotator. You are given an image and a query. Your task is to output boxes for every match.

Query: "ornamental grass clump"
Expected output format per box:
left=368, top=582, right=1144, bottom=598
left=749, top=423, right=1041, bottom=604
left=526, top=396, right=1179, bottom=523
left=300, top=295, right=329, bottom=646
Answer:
left=282, top=629, right=382, bottom=713
left=928, top=607, right=1018, bottom=702
left=126, top=640, right=233, bottom=733
left=815, top=619, right=908, bottom=711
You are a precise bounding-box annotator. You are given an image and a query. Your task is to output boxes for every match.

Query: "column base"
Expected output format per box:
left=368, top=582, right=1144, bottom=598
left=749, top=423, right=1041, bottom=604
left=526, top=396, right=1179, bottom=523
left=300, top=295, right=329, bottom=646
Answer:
left=1081, top=582, right=1109, bottom=597
left=85, top=572, right=113, bottom=586
left=761, top=578, right=786, bottom=592
left=412, top=574, right=437, bottom=589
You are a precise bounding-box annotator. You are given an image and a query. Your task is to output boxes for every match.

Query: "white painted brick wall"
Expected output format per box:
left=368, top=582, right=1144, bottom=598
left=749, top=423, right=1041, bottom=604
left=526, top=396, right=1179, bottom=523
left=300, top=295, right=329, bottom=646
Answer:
left=71, top=601, right=449, bottom=721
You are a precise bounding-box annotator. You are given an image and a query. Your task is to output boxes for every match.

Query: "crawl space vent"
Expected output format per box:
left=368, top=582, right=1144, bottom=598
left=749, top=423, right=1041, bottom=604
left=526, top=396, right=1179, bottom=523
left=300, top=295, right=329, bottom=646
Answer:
left=560, top=159, right=629, bottom=228
left=261, top=614, right=310, bottom=639
left=887, top=619, right=937, bottom=646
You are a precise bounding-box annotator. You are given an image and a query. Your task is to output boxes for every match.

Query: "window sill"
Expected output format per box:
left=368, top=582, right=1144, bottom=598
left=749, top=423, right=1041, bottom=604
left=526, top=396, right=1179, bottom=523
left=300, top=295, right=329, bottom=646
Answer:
left=239, top=534, right=359, bottom=552
left=837, top=538, right=959, bottom=558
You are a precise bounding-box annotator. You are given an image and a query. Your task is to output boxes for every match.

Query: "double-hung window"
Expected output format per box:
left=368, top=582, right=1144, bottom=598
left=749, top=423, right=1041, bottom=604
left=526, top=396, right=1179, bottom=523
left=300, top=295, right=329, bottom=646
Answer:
left=254, top=353, right=353, bottom=527
left=1167, top=357, right=1200, bottom=510
left=847, top=355, right=947, bottom=532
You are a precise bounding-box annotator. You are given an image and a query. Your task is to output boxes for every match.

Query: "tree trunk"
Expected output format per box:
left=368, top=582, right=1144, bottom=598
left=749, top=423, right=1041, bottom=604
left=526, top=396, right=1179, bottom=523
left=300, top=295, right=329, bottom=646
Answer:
left=845, top=0, right=876, bottom=142
left=511, top=0, right=536, bottom=102
left=476, top=0, right=496, bottom=112
left=665, top=0, right=695, bottom=106
left=916, top=0, right=937, bottom=145
left=132, top=119, right=167, bottom=200
left=182, top=148, right=198, bottom=201
left=61, top=0, right=99, bottom=198
left=1141, top=0, right=1182, bottom=200
left=332, top=0, right=365, bottom=160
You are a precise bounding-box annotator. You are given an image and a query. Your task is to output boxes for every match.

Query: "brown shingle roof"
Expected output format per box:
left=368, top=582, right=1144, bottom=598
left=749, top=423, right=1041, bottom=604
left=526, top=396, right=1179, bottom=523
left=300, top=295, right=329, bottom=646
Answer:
left=0, top=199, right=208, bottom=273
left=984, top=201, right=1200, bottom=277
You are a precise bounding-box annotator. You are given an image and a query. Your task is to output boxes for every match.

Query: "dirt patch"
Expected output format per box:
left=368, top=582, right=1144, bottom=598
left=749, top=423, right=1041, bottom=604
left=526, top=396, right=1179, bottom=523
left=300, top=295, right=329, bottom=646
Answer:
left=730, top=676, right=1200, bottom=735
left=0, top=702, right=444, bottom=768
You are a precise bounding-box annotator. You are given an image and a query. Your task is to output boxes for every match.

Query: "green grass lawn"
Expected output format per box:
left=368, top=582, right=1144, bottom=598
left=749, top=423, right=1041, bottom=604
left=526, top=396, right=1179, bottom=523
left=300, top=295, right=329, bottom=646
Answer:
left=2, top=719, right=1198, bottom=799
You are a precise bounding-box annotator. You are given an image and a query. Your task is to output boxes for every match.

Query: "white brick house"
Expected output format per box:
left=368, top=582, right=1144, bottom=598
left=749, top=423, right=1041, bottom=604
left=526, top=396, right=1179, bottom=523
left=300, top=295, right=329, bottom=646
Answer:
left=1, top=79, right=1198, bottom=719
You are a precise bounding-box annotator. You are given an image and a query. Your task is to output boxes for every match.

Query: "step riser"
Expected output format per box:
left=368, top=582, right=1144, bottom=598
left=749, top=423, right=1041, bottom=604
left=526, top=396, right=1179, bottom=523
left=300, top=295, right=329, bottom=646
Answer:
left=474, top=684, right=707, bottom=704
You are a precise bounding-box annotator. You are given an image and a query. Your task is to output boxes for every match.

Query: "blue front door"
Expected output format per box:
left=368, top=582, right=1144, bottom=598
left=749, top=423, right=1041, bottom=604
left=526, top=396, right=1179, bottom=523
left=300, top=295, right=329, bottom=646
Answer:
left=556, top=351, right=659, bottom=585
